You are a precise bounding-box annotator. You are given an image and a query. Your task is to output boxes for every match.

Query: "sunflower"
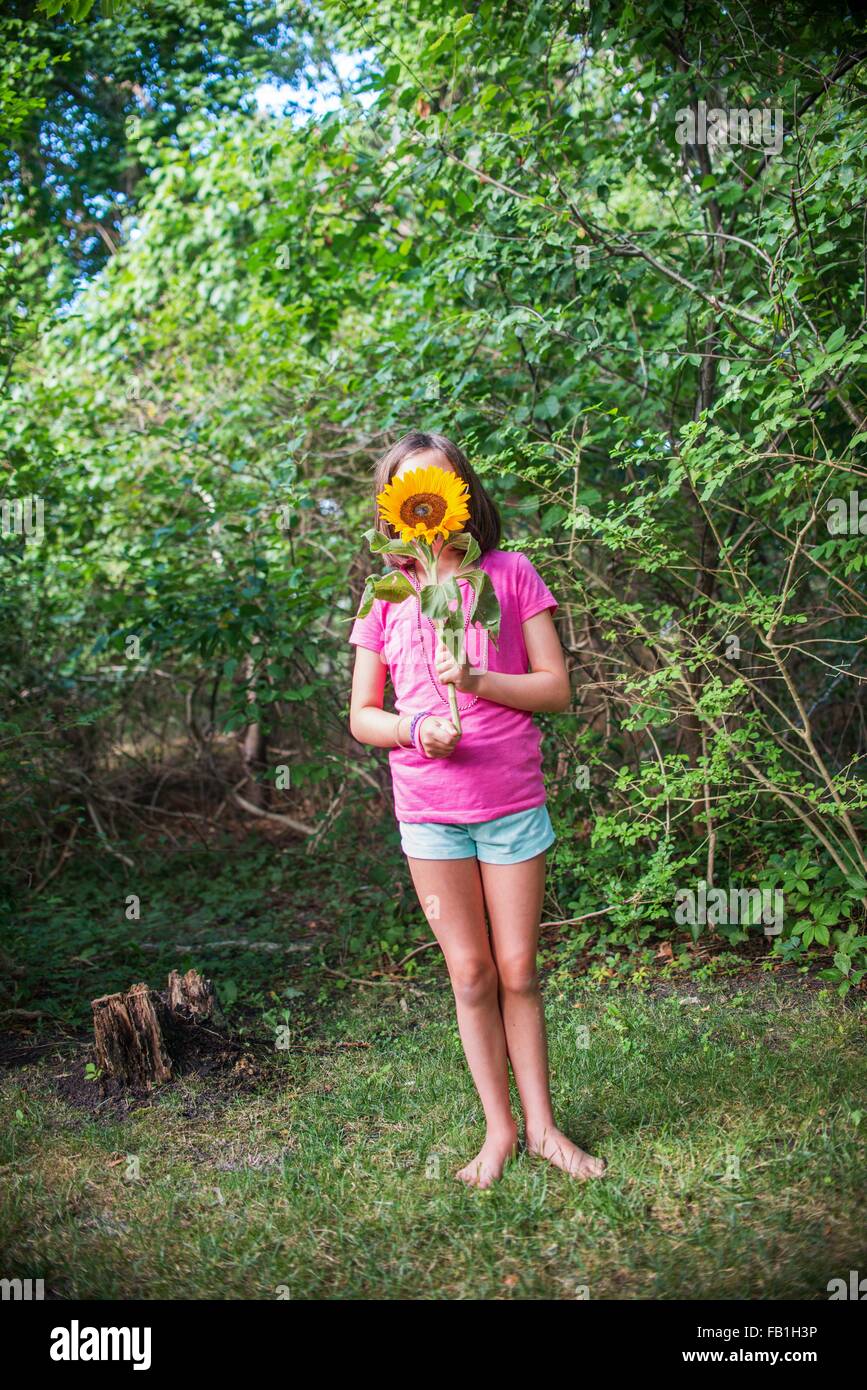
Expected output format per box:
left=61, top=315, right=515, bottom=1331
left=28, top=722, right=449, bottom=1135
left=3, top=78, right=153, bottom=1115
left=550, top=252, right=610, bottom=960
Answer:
left=376, top=464, right=471, bottom=544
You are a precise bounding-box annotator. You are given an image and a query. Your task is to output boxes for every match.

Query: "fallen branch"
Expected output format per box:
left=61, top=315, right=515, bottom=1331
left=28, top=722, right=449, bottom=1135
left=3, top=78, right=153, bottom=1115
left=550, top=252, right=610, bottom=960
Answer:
left=394, top=940, right=440, bottom=969
left=85, top=798, right=135, bottom=868
left=231, top=788, right=317, bottom=837
left=540, top=895, right=645, bottom=929
left=33, top=822, right=80, bottom=895
left=322, top=966, right=425, bottom=990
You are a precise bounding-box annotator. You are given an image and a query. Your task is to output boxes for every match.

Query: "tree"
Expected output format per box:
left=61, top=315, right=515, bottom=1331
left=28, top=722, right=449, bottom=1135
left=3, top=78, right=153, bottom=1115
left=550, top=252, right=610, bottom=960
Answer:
left=2, top=0, right=865, bottom=985
left=2, top=0, right=323, bottom=279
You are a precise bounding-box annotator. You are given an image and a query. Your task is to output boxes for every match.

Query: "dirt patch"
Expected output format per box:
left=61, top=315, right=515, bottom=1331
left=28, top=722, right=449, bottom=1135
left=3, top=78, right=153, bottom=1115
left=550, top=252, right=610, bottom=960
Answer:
left=644, top=961, right=854, bottom=1007
left=66, top=1023, right=263, bottom=1118
left=1, top=1016, right=274, bottom=1122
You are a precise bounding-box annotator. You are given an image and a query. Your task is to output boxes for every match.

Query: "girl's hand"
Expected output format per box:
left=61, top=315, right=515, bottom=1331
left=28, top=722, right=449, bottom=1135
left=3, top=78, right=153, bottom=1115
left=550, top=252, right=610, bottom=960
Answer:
left=434, top=637, right=479, bottom=694
left=418, top=716, right=460, bottom=759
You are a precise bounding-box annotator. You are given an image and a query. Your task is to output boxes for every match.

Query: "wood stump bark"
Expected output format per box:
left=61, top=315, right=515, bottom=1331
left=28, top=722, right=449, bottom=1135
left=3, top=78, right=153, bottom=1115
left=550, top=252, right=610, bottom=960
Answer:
left=92, top=970, right=225, bottom=1088
left=92, top=983, right=172, bottom=1088
left=166, top=968, right=225, bottom=1026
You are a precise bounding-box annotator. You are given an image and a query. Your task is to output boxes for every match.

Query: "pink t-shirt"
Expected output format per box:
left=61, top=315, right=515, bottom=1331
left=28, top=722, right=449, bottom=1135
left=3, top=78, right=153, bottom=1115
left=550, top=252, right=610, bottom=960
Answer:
left=349, top=549, right=558, bottom=824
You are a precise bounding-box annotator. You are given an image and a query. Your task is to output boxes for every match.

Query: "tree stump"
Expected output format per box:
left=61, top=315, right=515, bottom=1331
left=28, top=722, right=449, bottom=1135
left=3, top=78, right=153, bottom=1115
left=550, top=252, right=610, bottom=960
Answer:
left=166, top=968, right=225, bottom=1026
left=92, top=983, right=172, bottom=1088
left=91, top=970, right=226, bottom=1088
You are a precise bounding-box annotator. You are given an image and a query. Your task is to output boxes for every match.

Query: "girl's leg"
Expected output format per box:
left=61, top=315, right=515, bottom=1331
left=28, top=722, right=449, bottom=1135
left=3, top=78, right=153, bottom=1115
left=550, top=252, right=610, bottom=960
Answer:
left=405, top=855, right=518, bottom=1188
left=479, top=852, right=605, bottom=1180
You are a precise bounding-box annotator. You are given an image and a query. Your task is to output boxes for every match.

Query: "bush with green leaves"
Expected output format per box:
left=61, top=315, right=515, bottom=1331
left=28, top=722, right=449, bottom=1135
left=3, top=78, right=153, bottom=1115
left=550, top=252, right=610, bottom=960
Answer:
left=1, top=0, right=865, bottom=989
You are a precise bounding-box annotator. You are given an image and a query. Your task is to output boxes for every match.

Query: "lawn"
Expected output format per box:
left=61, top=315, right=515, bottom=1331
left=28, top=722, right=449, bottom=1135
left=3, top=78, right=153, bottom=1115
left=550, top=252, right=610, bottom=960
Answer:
left=2, top=978, right=864, bottom=1300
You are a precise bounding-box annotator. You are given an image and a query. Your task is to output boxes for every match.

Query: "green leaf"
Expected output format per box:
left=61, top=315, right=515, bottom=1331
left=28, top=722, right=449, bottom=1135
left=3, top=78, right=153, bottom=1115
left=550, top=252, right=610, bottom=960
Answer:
left=356, top=575, right=377, bottom=618
left=419, top=581, right=452, bottom=623
left=363, top=527, right=419, bottom=559
left=825, top=326, right=846, bottom=352
left=462, top=570, right=501, bottom=643
left=450, top=532, right=481, bottom=568
left=371, top=571, right=415, bottom=605
left=427, top=32, right=451, bottom=57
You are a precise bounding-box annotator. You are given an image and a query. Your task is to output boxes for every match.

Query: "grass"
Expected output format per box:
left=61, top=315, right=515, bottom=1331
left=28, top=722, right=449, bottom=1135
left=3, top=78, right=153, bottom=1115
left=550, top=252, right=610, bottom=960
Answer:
left=1, top=979, right=865, bottom=1299
left=0, top=828, right=419, bottom=1028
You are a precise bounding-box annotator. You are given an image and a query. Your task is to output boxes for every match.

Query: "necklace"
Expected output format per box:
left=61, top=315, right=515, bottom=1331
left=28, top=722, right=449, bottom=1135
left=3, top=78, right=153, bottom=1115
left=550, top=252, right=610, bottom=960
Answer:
left=406, top=559, right=483, bottom=714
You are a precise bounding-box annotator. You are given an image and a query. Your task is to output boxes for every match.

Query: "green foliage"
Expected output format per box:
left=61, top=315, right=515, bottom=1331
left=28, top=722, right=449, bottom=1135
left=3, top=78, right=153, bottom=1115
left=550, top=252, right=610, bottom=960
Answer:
left=7, top=0, right=312, bottom=278
left=1, top=0, right=865, bottom=985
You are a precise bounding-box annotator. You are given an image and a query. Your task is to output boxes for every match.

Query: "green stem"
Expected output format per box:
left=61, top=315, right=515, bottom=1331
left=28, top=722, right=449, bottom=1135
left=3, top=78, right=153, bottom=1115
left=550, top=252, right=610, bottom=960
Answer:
left=421, top=538, right=462, bottom=738
left=446, top=677, right=462, bottom=736
left=432, top=618, right=462, bottom=736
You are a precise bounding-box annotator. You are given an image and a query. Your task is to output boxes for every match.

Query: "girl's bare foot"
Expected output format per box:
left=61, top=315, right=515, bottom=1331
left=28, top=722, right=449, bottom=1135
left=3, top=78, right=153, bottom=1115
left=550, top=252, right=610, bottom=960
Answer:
left=526, top=1126, right=606, bottom=1180
left=455, top=1124, right=518, bottom=1189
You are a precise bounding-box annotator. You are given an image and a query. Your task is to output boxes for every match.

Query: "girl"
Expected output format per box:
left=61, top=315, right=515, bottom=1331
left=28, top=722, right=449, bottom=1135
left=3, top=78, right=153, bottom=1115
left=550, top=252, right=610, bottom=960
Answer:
left=348, top=431, right=606, bottom=1189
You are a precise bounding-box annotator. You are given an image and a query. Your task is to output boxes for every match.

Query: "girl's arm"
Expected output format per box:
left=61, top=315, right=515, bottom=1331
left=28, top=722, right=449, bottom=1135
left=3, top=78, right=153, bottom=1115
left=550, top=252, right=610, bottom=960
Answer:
left=350, top=646, right=410, bottom=747
left=349, top=646, right=460, bottom=756
left=435, top=609, right=571, bottom=713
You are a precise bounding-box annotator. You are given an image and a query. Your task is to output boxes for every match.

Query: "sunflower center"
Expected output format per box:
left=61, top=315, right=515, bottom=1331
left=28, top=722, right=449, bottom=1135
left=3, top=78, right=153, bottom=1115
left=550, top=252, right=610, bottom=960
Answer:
left=399, top=491, right=448, bottom=527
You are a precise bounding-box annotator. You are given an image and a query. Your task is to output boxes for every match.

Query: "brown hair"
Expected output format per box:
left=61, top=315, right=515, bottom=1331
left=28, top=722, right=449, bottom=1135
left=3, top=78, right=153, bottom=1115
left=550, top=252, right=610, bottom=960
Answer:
left=371, top=431, right=501, bottom=568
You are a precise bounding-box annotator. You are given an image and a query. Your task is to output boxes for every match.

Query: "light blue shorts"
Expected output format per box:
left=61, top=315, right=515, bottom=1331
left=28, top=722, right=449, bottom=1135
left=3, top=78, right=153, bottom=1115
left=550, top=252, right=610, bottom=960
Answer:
left=398, top=803, right=556, bottom=865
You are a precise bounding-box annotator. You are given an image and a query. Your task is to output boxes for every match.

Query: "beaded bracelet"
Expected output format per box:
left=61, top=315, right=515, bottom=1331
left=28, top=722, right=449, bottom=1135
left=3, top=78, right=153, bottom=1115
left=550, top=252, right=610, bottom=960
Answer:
left=409, top=710, right=433, bottom=755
